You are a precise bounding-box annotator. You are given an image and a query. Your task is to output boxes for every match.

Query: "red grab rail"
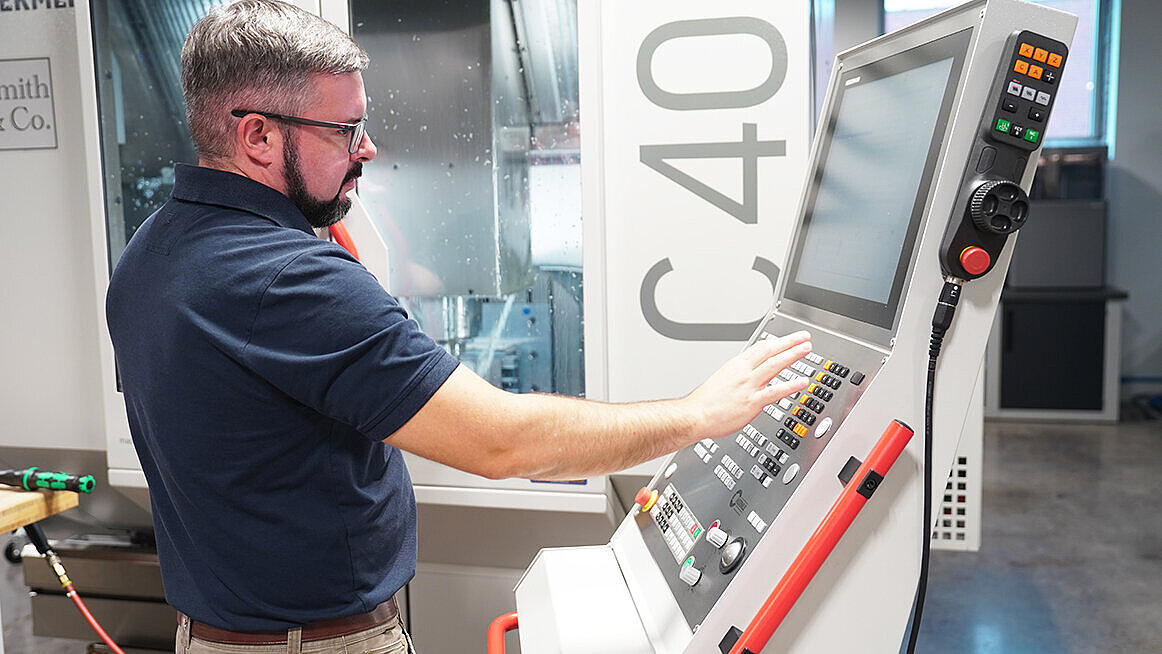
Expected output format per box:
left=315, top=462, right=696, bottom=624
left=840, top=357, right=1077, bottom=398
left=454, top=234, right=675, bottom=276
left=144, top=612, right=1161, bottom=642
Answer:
left=728, top=419, right=915, bottom=654
left=487, top=611, right=519, bottom=654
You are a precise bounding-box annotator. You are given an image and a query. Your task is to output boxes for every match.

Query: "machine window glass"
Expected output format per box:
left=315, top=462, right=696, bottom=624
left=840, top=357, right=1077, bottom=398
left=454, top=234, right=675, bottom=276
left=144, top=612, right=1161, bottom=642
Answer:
left=89, top=0, right=230, bottom=272
left=884, top=0, right=1109, bottom=145
left=350, top=0, right=585, bottom=397
left=783, top=29, right=971, bottom=331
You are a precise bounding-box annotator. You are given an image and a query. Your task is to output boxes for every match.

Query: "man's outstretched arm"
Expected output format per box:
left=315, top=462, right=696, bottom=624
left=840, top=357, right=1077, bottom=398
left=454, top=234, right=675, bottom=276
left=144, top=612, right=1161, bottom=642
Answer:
left=387, top=331, right=812, bottom=481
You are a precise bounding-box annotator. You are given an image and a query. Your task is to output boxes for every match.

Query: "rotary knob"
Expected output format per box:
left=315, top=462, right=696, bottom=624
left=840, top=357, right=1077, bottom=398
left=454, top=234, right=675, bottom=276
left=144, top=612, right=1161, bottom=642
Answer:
left=679, top=564, right=702, bottom=587
left=706, top=526, right=728, bottom=549
left=969, top=179, right=1029, bottom=235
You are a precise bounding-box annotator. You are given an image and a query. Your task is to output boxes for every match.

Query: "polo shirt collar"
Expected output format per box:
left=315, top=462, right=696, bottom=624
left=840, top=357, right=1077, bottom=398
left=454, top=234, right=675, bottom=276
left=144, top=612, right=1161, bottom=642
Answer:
left=171, top=163, right=315, bottom=236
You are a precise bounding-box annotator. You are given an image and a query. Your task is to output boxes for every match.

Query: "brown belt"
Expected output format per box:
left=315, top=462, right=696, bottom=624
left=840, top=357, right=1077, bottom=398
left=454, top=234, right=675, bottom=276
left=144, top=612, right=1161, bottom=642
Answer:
left=187, top=597, right=399, bottom=645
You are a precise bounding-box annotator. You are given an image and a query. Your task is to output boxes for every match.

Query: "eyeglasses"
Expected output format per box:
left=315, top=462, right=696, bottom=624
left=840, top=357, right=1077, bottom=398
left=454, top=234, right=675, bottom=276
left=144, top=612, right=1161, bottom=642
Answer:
left=231, top=109, right=368, bottom=154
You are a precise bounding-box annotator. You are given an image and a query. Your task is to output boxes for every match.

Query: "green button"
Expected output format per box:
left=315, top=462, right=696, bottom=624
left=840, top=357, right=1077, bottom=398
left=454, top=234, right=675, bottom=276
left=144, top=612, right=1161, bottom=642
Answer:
left=995, top=118, right=1012, bottom=133
left=1024, top=128, right=1040, bottom=143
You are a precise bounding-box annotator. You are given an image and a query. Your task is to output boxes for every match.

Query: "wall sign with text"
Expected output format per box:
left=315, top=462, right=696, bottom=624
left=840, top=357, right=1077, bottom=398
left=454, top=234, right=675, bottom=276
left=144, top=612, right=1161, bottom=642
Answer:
left=0, top=57, right=58, bottom=150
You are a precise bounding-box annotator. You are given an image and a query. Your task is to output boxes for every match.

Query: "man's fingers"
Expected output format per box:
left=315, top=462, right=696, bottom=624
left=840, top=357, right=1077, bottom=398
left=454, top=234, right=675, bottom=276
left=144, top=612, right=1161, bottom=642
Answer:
left=742, top=330, right=811, bottom=367
left=754, top=340, right=813, bottom=383
left=759, top=376, right=810, bottom=405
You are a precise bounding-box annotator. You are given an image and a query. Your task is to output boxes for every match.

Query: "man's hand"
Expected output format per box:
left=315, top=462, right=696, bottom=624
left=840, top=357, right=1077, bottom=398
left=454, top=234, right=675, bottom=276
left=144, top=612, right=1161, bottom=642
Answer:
left=681, top=331, right=812, bottom=441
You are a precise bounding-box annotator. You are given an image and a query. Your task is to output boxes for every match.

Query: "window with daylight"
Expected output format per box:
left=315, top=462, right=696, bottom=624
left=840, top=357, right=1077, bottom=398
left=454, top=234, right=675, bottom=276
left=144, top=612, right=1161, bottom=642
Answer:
left=883, top=0, right=1116, bottom=146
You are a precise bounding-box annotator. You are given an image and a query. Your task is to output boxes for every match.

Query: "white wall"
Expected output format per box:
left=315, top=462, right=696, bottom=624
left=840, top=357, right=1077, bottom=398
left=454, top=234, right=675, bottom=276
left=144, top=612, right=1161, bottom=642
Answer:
left=0, top=5, right=106, bottom=453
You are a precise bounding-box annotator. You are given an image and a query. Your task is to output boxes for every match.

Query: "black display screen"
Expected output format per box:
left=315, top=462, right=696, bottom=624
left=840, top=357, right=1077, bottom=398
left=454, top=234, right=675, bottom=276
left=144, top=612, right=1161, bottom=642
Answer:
left=784, top=29, right=972, bottom=330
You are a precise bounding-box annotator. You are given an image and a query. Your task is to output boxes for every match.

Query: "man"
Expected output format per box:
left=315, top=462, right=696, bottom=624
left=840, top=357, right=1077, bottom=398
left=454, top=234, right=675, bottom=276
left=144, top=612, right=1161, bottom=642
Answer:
left=105, top=1, right=812, bottom=653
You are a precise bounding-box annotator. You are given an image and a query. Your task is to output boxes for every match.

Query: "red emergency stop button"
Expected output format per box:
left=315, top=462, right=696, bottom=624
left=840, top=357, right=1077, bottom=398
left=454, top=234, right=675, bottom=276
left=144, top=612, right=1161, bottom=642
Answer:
left=635, top=487, right=659, bottom=511
left=959, top=246, right=991, bottom=275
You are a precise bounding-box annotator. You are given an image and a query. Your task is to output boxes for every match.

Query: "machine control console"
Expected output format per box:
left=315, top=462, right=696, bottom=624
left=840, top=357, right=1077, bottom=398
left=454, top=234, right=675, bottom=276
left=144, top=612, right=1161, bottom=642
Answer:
left=939, top=30, right=1068, bottom=279
left=635, top=317, right=885, bottom=626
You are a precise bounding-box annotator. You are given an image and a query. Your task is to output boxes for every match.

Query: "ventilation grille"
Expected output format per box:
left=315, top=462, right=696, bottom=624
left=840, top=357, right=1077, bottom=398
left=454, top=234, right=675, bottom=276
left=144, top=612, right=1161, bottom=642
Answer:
left=931, top=452, right=981, bottom=551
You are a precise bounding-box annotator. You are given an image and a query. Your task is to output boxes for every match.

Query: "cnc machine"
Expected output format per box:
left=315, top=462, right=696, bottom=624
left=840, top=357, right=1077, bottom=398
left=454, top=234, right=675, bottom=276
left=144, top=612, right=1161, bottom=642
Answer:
left=508, top=2, right=1076, bottom=652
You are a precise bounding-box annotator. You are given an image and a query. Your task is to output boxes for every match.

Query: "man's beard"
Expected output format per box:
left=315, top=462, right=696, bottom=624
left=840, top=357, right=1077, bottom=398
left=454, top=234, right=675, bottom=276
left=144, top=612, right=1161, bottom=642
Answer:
left=283, top=134, right=361, bottom=229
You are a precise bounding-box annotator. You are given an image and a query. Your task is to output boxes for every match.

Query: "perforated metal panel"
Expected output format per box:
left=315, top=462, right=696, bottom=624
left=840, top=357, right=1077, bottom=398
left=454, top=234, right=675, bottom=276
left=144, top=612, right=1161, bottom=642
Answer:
left=932, top=388, right=983, bottom=552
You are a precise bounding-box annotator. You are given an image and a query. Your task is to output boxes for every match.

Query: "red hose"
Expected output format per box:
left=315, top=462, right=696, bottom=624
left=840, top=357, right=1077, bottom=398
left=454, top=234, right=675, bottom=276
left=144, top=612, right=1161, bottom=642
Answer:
left=65, top=584, right=127, bottom=654
left=329, top=222, right=360, bottom=261
left=487, top=611, right=519, bottom=654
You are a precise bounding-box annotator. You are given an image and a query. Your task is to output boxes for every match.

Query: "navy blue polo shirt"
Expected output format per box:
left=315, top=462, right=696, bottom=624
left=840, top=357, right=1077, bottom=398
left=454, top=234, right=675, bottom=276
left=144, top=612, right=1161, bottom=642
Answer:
left=106, top=164, right=458, bottom=631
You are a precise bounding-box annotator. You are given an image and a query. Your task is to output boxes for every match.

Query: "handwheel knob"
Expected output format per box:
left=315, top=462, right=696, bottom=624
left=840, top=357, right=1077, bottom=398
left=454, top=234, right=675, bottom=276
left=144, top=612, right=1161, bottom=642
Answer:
left=969, top=179, right=1029, bottom=235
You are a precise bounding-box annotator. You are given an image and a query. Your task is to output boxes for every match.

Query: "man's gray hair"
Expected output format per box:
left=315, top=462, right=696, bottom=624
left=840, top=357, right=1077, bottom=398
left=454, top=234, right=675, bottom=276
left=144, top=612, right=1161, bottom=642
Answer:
left=181, top=0, right=369, bottom=163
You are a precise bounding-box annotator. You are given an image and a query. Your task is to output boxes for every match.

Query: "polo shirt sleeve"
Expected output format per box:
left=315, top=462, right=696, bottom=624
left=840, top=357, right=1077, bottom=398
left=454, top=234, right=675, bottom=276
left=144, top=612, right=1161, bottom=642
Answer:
left=238, top=242, right=459, bottom=440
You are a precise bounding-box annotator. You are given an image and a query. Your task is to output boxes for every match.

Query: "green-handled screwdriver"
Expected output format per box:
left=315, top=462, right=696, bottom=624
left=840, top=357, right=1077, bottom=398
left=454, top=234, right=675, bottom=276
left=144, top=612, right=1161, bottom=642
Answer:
left=0, top=467, right=95, bottom=493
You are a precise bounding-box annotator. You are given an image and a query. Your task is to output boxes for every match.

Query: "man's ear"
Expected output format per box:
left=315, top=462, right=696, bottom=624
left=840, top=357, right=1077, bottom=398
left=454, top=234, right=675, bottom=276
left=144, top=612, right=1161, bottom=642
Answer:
left=235, top=114, right=281, bottom=167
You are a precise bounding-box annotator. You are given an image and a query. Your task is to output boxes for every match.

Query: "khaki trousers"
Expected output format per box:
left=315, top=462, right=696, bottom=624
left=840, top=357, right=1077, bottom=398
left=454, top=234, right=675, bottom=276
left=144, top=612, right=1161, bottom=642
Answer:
left=175, top=612, right=415, bottom=654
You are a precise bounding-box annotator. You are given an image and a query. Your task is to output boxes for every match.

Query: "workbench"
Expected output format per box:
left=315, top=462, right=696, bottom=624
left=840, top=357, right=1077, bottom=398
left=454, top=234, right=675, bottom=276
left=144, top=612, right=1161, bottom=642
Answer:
left=0, top=488, right=79, bottom=654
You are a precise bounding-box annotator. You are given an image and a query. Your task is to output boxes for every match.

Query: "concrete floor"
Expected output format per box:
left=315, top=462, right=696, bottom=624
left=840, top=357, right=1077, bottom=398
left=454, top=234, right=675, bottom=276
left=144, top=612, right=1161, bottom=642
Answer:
left=3, top=417, right=1161, bottom=653
left=918, top=418, right=1162, bottom=654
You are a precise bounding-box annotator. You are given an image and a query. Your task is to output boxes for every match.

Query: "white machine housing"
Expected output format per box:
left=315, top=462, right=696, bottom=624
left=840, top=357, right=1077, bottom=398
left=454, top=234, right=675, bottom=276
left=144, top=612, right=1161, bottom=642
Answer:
left=514, top=2, right=1076, bottom=652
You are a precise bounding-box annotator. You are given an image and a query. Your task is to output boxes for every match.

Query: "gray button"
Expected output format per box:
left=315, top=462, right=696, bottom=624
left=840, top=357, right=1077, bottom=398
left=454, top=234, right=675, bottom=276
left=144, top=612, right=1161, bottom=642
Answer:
left=1007, top=81, right=1023, bottom=96
left=1035, top=91, right=1051, bottom=106
left=719, top=537, right=747, bottom=573
left=782, top=463, right=801, bottom=484
left=1021, top=87, right=1037, bottom=101
left=977, top=145, right=997, bottom=174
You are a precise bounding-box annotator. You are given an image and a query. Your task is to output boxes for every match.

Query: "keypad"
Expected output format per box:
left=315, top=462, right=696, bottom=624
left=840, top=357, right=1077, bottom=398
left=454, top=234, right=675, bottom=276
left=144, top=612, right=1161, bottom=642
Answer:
left=738, top=352, right=866, bottom=473
left=991, top=32, right=1068, bottom=150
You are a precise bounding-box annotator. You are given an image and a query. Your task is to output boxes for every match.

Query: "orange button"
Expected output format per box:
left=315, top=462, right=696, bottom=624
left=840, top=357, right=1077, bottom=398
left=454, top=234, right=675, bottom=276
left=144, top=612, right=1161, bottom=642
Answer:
left=1014, top=60, right=1029, bottom=75
left=1028, top=64, right=1044, bottom=79
left=1019, top=43, right=1034, bottom=57
left=799, top=395, right=809, bottom=404
left=1033, top=48, right=1048, bottom=63
left=1047, top=53, right=1063, bottom=68
left=815, top=372, right=826, bottom=381
left=793, top=424, right=808, bottom=438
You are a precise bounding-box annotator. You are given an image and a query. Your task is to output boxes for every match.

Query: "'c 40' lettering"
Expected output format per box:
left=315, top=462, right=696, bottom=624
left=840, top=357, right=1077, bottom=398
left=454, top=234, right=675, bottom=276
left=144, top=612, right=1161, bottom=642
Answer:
left=633, top=16, right=792, bottom=341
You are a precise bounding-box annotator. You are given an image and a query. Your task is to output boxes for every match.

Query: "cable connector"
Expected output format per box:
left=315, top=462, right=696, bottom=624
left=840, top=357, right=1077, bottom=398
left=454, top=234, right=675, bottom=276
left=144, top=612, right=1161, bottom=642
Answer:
left=930, top=277, right=963, bottom=362
left=931, top=277, right=963, bottom=334
left=46, top=551, right=73, bottom=589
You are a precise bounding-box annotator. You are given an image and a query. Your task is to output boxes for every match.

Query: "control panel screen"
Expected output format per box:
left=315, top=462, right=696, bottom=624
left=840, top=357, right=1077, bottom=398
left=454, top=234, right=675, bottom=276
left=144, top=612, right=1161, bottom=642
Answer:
left=784, top=29, right=971, bottom=330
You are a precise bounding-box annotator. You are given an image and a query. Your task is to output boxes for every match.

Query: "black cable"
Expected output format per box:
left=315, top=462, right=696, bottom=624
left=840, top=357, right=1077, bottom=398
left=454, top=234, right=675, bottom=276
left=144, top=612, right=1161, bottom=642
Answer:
left=903, top=278, right=961, bottom=654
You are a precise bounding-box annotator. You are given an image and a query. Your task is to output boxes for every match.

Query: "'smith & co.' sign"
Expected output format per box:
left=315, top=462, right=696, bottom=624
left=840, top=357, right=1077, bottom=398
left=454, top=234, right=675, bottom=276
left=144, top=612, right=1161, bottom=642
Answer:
left=0, top=57, right=58, bottom=150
